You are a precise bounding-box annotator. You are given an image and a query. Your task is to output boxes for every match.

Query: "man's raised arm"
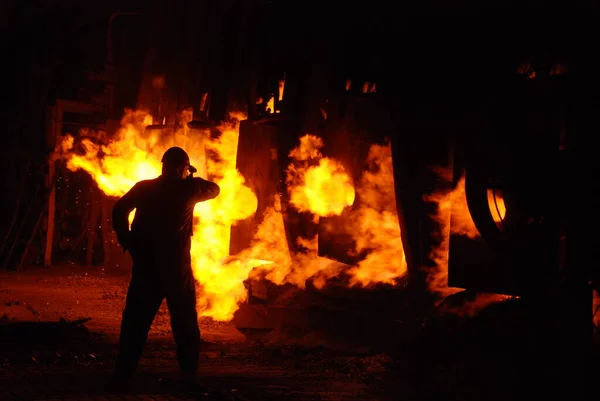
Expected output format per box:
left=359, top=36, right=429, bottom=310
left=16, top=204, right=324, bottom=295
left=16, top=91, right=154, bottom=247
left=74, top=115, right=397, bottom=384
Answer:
left=189, top=177, right=220, bottom=203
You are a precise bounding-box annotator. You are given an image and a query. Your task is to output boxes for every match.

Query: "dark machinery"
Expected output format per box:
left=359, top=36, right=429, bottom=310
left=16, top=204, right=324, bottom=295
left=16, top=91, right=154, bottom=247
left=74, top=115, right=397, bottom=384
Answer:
left=123, top=0, right=593, bottom=314
left=449, top=69, right=593, bottom=399
left=451, top=74, right=569, bottom=296
left=216, top=3, right=593, bottom=306
left=120, top=2, right=593, bottom=395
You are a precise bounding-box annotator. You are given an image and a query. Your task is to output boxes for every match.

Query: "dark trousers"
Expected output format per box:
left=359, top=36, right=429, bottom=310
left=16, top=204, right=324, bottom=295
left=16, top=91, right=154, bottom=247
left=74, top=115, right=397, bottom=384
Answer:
left=115, top=261, right=200, bottom=379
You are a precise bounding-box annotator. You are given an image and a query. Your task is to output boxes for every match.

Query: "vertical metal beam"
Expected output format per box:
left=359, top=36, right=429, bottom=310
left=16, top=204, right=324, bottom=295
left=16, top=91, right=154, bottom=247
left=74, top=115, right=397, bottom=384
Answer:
left=43, top=100, right=107, bottom=268
left=44, top=105, right=59, bottom=268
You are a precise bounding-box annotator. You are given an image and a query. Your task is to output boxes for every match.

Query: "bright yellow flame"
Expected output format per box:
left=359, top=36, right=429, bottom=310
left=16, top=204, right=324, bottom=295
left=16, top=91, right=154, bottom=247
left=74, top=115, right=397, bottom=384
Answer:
left=59, top=109, right=258, bottom=321
left=286, top=134, right=355, bottom=218
left=346, top=143, right=406, bottom=286
left=266, top=96, right=275, bottom=114
left=289, top=158, right=355, bottom=217
left=287, top=137, right=405, bottom=287
left=232, top=137, right=406, bottom=291
left=59, top=115, right=410, bottom=320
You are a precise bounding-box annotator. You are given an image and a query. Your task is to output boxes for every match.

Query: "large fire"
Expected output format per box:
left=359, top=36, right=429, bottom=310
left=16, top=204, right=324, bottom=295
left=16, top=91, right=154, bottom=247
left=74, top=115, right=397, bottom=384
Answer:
left=58, top=109, right=406, bottom=321
left=241, top=133, right=406, bottom=289
left=58, top=105, right=515, bottom=321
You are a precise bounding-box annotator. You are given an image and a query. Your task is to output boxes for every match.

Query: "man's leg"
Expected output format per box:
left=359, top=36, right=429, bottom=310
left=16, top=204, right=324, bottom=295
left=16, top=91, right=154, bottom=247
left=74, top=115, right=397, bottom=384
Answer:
left=115, top=275, right=163, bottom=381
left=166, top=274, right=201, bottom=374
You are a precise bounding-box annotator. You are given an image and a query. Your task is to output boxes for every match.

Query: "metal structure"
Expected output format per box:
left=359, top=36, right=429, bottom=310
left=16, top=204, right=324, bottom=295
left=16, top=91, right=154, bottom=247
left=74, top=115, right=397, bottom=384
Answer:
left=450, top=75, right=570, bottom=295
left=6, top=1, right=591, bottom=394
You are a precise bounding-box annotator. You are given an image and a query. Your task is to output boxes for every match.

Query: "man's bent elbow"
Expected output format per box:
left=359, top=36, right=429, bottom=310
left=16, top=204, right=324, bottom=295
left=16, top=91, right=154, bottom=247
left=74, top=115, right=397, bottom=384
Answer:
left=208, top=183, right=220, bottom=199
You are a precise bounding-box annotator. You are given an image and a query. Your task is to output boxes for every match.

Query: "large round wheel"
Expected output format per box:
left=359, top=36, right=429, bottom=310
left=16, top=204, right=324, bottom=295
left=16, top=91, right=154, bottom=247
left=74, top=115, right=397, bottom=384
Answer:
left=463, top=156, right=550, bottom=255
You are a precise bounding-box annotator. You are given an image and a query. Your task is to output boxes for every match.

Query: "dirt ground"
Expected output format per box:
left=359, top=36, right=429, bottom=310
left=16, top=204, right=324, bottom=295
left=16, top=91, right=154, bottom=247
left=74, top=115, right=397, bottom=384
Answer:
left=0, top=265, right=597, bottom=400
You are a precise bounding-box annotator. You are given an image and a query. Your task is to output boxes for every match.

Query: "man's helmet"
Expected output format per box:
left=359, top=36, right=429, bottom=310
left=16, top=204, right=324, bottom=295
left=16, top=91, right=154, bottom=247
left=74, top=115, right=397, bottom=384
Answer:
left=161, top=147, right=189, bottom=167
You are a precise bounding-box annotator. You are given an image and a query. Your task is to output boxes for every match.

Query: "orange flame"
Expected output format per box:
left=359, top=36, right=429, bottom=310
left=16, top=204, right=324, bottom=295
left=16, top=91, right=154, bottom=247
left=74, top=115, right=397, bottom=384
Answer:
left=346, top=143, right=406, bottom=286
left=278, top=74, right=286, bottom=101
left=549, top=62, right=568, bottom=75
left=517, top=59, right=536, bottom=79
left=59, top=109, right=259, bottom=320
left=59, top=114, right=408, bottom=320
left=227, top=136, right=406, bottom=290
left=266, top=96, right=275, bottom=114
left=286, top=135, right=355, bottom=220
left=488, top=189, right=506, bottom=227
left=240, top=206, right=338, bottom=290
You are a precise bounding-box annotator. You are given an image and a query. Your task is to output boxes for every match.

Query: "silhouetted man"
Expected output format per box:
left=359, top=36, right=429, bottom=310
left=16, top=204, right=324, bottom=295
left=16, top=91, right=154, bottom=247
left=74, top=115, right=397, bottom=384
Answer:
left=111, top=146, right=220, bottom=385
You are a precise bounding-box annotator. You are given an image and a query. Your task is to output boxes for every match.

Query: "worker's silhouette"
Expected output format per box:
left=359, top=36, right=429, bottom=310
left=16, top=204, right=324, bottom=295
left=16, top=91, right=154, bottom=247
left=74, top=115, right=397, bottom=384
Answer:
left=111, top=146, right=220, bottom=384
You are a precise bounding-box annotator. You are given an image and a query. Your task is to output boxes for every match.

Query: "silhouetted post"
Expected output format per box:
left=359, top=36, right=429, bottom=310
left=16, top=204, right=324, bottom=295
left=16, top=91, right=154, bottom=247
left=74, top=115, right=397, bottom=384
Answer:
left=44, top=105, right=58, bottom=268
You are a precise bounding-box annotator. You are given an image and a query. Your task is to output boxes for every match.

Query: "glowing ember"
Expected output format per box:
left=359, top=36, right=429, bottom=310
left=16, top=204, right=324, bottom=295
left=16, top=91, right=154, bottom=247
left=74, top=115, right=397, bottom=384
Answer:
left=517, top=60, right=536, bottom=79
left=266, top=96, right=275, bottom=114
left=278, top=74, right=286, bottom=101
left=487, top=189, right=506, bottom=227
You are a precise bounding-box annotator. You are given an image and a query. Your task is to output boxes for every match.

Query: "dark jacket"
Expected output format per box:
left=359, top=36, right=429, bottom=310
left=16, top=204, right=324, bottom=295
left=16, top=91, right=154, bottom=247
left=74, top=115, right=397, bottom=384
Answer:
left=112, top=175, right=220, bottom=254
